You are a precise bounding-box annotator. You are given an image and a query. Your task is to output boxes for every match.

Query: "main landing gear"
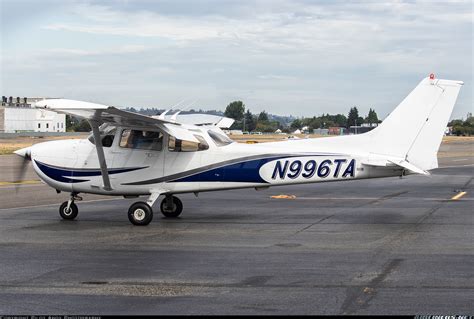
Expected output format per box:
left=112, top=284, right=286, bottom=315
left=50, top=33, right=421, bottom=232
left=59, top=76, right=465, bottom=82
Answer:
left=127, top=195, right=183, bottom=225
left=59, top=193, right=184, bottom=226
left=128, top=201, right=153, bottom=226
left=160, top=195, right=183, bottom=218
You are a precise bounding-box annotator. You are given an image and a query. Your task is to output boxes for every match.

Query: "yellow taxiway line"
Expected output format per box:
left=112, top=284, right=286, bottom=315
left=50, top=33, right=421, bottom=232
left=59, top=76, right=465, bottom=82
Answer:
left=270, top=194, right=297, bottom=199
left=451, top=191, right=467, bottom=200
left=0, top=180, right=41, bottom=186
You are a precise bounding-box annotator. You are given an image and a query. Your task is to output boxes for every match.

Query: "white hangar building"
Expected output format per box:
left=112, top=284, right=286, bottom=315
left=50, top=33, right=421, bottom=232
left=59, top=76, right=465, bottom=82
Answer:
left=0, top=96, right=66, bottom=133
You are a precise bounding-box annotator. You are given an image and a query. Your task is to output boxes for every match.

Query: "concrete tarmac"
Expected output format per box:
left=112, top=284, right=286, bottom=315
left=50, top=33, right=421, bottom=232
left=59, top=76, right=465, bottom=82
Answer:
left=0, top=166, right=473, bottom=314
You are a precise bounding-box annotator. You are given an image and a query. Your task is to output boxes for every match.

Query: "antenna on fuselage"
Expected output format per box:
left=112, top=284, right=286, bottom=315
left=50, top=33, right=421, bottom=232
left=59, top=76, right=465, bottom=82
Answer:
left=170, top=99, right=198, bottom=121
left=158, top=98, right=188, bottom=119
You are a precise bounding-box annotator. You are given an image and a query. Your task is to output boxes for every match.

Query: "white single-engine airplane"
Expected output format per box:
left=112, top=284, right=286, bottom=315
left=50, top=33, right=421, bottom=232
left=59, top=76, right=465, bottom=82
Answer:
left=14, top=75, right=463, bottom=225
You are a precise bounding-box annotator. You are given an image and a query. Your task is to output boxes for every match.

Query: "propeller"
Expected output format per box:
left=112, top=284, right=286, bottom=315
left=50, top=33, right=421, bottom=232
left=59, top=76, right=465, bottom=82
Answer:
left=13, top=147, right=32, bottom=193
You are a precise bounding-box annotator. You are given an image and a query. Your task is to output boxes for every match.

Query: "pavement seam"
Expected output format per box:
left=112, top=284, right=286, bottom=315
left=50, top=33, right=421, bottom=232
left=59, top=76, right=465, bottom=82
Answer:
left=291, top=190, right=410, bottom=235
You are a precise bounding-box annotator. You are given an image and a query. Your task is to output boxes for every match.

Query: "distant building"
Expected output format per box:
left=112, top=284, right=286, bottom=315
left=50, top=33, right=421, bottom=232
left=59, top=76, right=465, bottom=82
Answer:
left=360, top=123, right=378, bottom=128
left=328, top=127, right=347, bottom=135
left=313, top=128, right=329, bottom=135
left=0, top=96, right=66, bottom=133
left=349, top=125, right=377, bottom=134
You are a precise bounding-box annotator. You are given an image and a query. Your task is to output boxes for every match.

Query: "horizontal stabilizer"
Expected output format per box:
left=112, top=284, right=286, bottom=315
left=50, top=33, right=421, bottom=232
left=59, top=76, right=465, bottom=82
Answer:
left=362, top=155, right=429, bottom=175
left=388, top=159, right=430, bottom=175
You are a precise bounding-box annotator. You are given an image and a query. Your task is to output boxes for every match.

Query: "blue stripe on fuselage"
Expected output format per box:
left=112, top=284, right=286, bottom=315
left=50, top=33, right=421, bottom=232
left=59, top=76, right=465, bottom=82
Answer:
left=172, top=157, right=271, bottom=183
left=171, top=154, right=337, bottom=184
left=35, top=160, right=147, bottom=183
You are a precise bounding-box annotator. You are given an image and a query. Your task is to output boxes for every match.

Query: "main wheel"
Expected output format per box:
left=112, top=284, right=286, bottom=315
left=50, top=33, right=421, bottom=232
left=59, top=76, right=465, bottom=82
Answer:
left=128, top=202, right=153, bottom=226
left=160, top=196, right=183, bottom=218
left=59, top=201, right=78, bottom=220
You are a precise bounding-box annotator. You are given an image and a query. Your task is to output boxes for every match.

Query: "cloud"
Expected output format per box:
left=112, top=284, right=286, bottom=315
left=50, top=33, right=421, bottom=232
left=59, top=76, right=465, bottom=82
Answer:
left=44, top=45, right=149, bottom=56
left=2, top=0, right=472, bottom=118
left=41, top=1, right=471, bottom=61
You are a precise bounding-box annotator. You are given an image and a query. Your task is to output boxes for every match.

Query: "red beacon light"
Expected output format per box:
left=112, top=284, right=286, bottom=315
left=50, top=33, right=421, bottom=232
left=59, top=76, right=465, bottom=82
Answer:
left=429, top=73, right=436, bottom=85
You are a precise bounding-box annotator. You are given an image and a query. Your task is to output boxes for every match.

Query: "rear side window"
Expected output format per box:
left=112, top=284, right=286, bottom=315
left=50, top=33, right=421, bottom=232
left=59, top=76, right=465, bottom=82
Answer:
left=208, top=130, right=233, bottom=146
left=168, top=135, right=209, bottom=152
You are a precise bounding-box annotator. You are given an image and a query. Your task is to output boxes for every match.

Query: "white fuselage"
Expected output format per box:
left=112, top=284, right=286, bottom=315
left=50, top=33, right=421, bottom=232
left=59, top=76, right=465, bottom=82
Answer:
left=28, top=127, right=403, bottom=197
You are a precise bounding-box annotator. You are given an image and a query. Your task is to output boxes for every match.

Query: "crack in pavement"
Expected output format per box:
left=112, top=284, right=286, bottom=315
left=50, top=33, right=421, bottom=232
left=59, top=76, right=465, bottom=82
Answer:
left=340, top=258, right=403, bottom=315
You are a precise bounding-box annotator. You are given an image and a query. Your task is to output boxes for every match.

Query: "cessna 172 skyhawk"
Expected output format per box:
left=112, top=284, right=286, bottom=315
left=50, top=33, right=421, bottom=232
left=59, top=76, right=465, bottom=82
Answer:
left=14, top=75, right=463, bottom=225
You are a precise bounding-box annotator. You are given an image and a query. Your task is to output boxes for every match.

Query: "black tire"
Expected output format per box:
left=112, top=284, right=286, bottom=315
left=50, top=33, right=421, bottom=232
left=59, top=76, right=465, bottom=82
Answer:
left=160, top=196, right=183, bottom=218
left=59, top=201, right=78, bottom=220
left=128, top=202, right=153, bottom=226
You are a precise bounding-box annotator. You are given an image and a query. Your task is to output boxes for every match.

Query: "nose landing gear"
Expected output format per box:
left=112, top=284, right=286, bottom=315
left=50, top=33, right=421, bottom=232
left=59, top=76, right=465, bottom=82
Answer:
left=59, top=193, right=82, bottom=220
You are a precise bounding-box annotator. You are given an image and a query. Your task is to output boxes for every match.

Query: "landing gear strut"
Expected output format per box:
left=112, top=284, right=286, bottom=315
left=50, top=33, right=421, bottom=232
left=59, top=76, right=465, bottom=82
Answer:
left=59, top=193, right=81, bottom=220
left=160, top=195, right=183, bottom=218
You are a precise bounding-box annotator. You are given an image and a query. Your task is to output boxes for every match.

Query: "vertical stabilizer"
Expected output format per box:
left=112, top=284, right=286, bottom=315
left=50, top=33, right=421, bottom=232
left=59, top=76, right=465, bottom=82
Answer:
left=367, top=76, right=463, bottom=170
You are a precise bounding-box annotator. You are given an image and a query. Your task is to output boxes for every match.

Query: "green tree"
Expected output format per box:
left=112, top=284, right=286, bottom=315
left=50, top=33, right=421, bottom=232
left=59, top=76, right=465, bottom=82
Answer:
left=256, top=121, right=279, bottom=132
left=224, top=101, right=245, bottom=121
left=302, top=116, right=322, bottom=130
left=244, top=109, right=256, bottom=132
left=465, top=115, right=474, bottom=126
left=75, top=119, right=91, bottom=132
left=66, top=115, right=90, bottom=132
left=257, top=111, right=269, bottom=123
left=66, top=115, right=76, bottom=132
left=333, top=114, right=347, bottom=127
left=448, top=119, right=464, bottom=127
left=451, top=115, right=474, bottom=136
left=290, top=118, right=302, bottom=129
left=347, top=106, right=359, bottom=128
left=365, top=108, right=379, bottom=125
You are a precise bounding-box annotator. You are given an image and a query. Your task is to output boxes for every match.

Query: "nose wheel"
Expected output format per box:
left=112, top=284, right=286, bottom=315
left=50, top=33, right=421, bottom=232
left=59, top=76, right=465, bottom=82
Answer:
left=160, top=195, right=183, bottom=218
left=59, top=193, right=81, bottom=220
left=59, top=201, right=78, bottom=220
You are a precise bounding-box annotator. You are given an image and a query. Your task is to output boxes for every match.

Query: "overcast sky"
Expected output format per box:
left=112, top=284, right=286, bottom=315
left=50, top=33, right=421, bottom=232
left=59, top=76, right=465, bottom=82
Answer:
left=1, top=0, right=472, bottom=119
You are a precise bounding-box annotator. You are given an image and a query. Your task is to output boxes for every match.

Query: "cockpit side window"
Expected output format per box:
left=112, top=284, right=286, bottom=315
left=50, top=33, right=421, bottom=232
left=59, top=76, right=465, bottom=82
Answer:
left=207, top=130, right=234, bottom=146
left=87, top=124, right=116, bottom=148
left=168, top=134, right=209, bottom=152
left=119, top=129, right=163, bottom=151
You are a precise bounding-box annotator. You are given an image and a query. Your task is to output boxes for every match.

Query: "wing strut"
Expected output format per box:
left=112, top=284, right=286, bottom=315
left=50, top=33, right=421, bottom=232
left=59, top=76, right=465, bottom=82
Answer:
left=89, top=118, right=112, bottom=191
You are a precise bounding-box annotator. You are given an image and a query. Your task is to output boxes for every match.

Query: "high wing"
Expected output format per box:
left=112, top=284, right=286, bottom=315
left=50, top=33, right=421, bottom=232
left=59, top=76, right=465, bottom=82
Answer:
left=34, top=98, right=205, bottom=191
left=160, top=113, right=235, bottom=128
left=34, top=99, right=200, bottom=143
